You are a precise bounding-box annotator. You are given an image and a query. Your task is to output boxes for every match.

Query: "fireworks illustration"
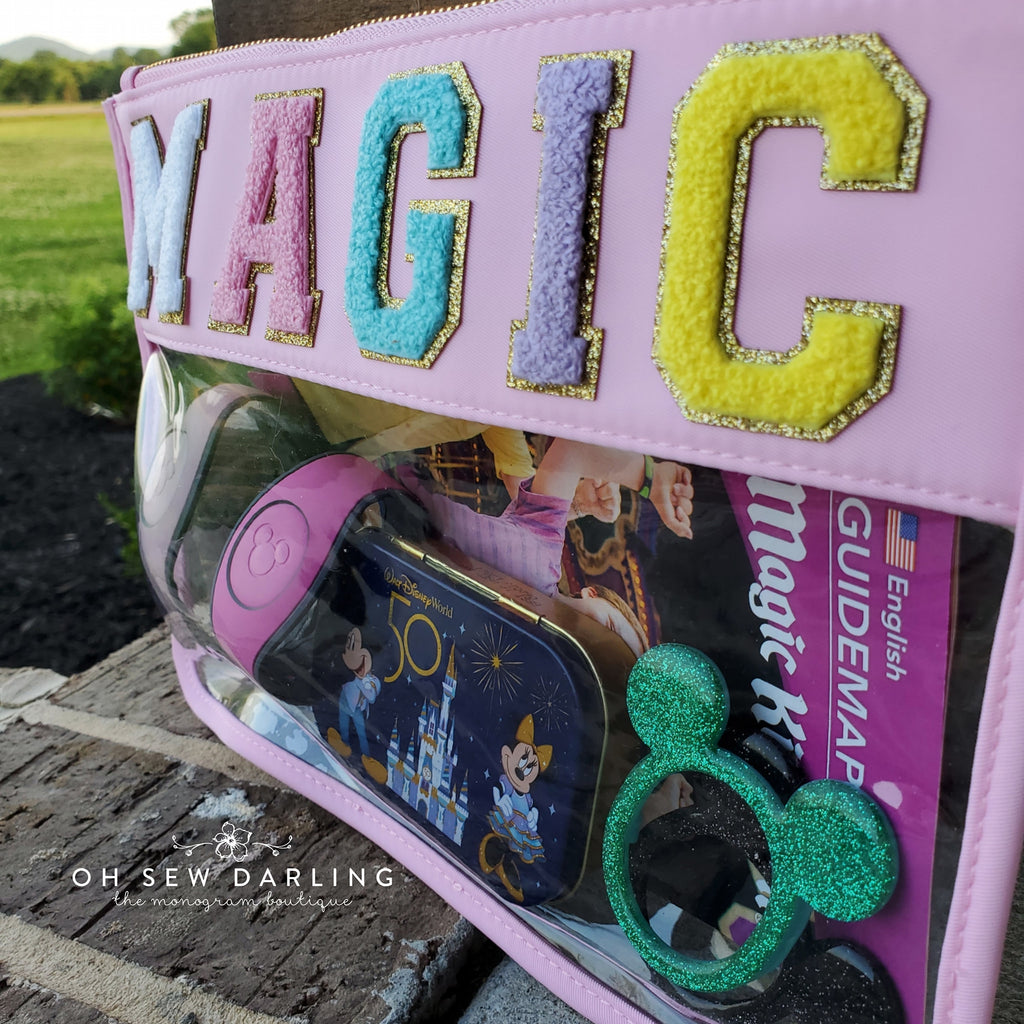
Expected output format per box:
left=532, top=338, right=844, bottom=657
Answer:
left=530, top=677, right=573, bottom=734
left=470, top=623, right=523, bottom=705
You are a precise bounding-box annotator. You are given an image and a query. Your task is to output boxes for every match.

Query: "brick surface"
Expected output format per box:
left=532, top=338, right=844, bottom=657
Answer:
left=0, top=986, right=112, bottom=1024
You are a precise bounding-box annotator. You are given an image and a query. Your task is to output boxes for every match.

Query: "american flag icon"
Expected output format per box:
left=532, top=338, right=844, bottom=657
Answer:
left=885, top=509, right=918, bottom=572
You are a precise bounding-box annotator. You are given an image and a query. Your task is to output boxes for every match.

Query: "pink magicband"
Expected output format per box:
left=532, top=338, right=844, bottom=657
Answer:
left=211, top=454, right=399, bottom=674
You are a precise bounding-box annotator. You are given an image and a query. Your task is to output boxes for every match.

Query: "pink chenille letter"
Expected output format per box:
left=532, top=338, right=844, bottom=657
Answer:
left=209, top=90, right=322, bottom=346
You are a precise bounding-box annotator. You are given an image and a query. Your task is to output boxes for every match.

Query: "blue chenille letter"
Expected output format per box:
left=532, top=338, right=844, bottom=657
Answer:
left=127, top=101, right=208, bottom=322
left=345, top=69, right=476, bottom=365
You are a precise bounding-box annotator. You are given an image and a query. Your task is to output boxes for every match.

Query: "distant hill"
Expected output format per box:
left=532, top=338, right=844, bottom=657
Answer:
left=0, top=37, right=93, bottom=62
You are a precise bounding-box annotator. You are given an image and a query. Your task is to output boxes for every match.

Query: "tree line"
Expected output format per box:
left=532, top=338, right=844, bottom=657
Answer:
left=0, top=9, right=216, bottom=104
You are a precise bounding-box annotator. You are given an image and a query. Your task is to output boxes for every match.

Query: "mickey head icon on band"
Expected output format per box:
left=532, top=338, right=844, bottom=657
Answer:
left=247, top=523, right=293, bottom=577
left=602, top=644, right=899, bottom=994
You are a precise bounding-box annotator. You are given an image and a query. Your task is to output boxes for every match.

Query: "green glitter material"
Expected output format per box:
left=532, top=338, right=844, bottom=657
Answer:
left=602, top=644, right=899, bottom=992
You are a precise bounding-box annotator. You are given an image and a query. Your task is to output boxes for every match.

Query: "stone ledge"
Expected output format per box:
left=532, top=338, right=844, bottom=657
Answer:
left=4, top=627, right=1024, bottom=1024
left=0, top=627, right=487, bottom=1024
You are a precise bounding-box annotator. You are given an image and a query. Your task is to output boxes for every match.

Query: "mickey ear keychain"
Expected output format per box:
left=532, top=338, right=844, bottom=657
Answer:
left=602, top=645, right=899, bottom=993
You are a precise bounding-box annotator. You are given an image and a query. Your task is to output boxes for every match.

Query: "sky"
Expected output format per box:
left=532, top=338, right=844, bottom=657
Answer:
left=2, top=0, right=199, bottom=55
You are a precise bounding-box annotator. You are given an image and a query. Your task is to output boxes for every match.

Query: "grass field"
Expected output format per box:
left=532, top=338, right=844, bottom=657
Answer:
left=0, top=105, right=127, bottom=380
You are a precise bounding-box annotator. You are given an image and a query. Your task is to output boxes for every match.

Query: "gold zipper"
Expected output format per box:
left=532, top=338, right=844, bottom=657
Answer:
left=145, top=0, right=502, bottom=70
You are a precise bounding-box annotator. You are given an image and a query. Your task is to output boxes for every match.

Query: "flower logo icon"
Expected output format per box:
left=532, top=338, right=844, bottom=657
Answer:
left=172, top=820, right=291, bottom=859
left=213, top=822, right=253, bottom=861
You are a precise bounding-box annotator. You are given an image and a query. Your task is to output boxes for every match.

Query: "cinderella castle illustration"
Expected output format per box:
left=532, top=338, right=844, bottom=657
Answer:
left=386, top=646, right=470, bottom=846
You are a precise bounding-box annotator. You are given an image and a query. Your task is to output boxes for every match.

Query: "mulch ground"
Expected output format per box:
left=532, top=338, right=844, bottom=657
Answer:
left=0, top=374, right=162, bottom=675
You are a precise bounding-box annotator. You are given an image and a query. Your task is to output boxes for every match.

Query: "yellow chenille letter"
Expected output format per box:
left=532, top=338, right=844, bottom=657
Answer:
left=655, top=35, right=926, bottom=440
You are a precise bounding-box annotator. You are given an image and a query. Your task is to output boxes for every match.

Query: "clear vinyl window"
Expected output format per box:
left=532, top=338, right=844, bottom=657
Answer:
left=136, top=348, right=1010, bottom=1024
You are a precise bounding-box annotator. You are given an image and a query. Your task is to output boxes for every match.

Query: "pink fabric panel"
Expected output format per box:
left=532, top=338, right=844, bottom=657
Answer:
left=105, top=0, right=1024, bottom=527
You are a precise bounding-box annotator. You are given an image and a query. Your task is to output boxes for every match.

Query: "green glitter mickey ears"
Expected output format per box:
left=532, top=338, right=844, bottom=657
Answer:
left=602, top=644, right=899, bottom=993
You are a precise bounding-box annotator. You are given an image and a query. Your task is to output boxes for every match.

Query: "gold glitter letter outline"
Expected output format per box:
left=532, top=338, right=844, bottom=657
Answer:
left=208, top=88, right=323, bottom=348
left=654, top=34, right=926, bottom=440
left=509, top=51, right=632, bottom=400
